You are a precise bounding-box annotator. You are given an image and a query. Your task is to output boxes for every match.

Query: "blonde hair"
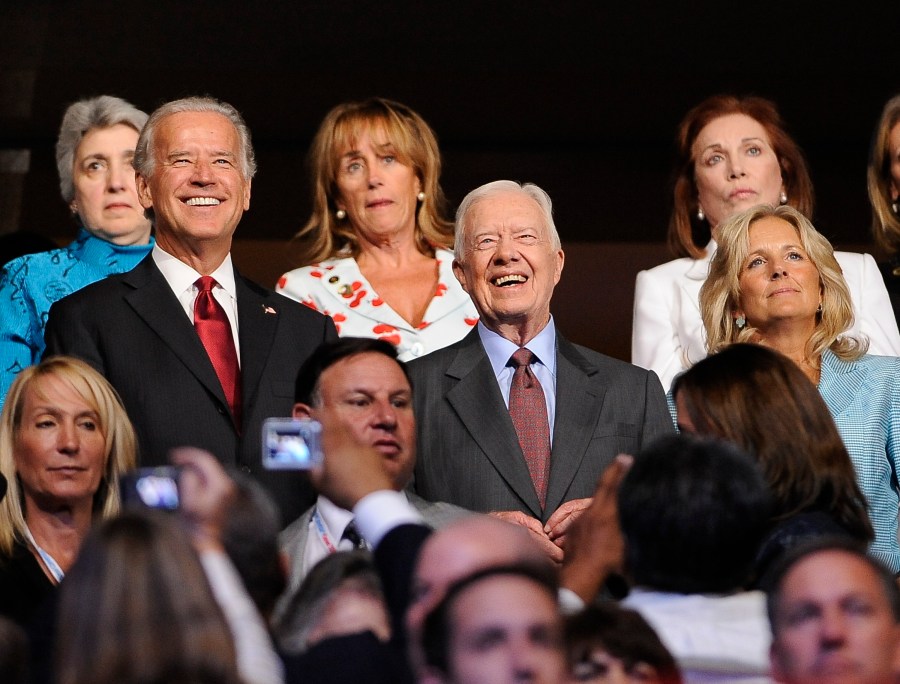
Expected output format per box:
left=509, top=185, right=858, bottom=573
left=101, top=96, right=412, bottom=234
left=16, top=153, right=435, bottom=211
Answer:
left=700, top=204, right=865, bottom=362
left=293, top=97, right=453, bottom=264
left=0, top=357, right=137, bottom=555
left=867, top=94, right=900, bottom=255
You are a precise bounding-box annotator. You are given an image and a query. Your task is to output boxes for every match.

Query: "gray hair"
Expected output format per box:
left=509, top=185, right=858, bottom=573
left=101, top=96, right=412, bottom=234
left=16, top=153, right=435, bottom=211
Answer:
left=55, top=95, right=148, bottom=203
left=453, top=180, right=561, bottom=260
left=134, top=96, right=257, bottom=182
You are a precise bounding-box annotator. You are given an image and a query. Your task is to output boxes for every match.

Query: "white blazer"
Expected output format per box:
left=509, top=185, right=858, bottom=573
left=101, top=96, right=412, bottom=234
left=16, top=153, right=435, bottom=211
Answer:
left=632, top=240, right=900, bottom=389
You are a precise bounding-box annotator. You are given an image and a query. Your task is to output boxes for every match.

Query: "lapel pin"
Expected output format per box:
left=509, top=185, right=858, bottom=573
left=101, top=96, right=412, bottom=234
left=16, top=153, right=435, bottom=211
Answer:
left=263, top=305, right=277, bottom=315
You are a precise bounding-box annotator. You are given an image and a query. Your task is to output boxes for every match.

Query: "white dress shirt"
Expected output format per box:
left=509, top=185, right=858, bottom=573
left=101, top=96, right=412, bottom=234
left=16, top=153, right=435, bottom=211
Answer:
left=152, top=245, right=241, bottom=361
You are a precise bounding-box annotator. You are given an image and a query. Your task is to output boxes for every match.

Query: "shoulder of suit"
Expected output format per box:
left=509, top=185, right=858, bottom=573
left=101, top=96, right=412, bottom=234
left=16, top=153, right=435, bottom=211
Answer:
left=567, top=340, right=653, bottom=379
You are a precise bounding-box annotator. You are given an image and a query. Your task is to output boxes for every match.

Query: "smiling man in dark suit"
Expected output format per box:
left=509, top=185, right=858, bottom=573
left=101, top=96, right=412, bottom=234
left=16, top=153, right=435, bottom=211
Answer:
left=407, top=180, right=672, bottom=561
left=44, top=97, right=336, bottom=524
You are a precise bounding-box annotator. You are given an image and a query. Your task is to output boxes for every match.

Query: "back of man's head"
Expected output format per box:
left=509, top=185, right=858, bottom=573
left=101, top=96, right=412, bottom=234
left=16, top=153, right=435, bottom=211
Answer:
left=619, top=434, right=773, bottom=594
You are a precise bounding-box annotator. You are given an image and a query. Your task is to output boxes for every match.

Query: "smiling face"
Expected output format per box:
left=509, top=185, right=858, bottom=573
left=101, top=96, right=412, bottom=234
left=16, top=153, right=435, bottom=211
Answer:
left=296, top=351, right=415, bottom=491
left=735, top=216, right=822, bottom=335
left=453, top=190, right=564, bottom=344
left=771, top=550, right=900, bottom=684
left=334, top=126, right=422, bottom=246
left=693, top=113, right=784, bottom=231
left=70, top=123, right=152, bottom=246
left=14, top=374, right=107, bottom=513
left=442, top=574, right=565, bottom=684
left=136, top=111, right=251, bottom=262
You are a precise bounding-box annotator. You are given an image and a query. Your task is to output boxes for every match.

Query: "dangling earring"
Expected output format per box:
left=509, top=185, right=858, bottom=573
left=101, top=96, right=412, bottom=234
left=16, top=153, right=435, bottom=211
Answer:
left=779, top=190, right=788, bottom=205
left=697, top=206, right=705, bottom=222
left=735, top=315, right=746, bottom=329
left=335, top=209, right=346, bottom=220
left=417, top=191, right=426, bottom=202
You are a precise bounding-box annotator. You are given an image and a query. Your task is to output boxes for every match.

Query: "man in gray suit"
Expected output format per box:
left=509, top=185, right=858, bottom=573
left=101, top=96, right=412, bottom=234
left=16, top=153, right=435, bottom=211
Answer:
left=278, top=338, right=466, bottom=596
left=408, top=180, right=672, bottom=561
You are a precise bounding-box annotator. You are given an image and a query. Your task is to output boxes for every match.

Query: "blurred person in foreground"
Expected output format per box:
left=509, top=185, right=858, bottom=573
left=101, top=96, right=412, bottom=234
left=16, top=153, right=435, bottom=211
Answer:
left=767, top=538, right=900, bottom=684
left=672, top=343, right=873, bottom=588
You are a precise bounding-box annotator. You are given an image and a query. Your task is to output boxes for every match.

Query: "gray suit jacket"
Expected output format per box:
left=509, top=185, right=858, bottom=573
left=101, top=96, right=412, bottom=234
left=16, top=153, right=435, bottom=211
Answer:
left=278, top=492, right=468, bottom=595
left=407, top=327, right=673, bottom=523
left=43, top=255, right=337, bottom=524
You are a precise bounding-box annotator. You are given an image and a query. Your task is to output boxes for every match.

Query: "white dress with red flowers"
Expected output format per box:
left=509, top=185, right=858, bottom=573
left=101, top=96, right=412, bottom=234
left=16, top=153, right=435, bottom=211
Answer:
left=276, top=249, right=478, bottom=361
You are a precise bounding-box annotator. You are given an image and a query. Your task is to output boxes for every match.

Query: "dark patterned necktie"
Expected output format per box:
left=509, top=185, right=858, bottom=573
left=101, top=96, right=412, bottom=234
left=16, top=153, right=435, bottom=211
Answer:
left=193, top=276, right=242, bottom=429
left=508, top=348, right=551, bottom=508
left=342, top=520, right=367, bottom=550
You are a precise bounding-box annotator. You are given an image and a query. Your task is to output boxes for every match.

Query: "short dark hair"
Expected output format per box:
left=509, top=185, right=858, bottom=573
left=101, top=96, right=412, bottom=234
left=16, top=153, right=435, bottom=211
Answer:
left=293, top=337, right=409, bottom=406
left=565, top=604, right=682, bottom=684
left=766, top=537, right=900, bottom=634
left=422, top=562, right=559, bottom=674
left=619, top=434, right=773, bottom=594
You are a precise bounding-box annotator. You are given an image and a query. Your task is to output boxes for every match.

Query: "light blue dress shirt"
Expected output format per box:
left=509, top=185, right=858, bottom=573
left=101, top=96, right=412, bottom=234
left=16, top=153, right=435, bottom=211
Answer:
left=478, top=318, right=557, bottom=442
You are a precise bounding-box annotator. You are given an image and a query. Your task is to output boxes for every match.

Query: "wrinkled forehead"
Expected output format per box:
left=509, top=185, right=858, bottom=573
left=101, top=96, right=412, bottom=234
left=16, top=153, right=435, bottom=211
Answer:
left=463, top=191, right=548, bottom=237
left=780, top=551, right=888, bottom=610
left=155, top=111, right=241, bottom=154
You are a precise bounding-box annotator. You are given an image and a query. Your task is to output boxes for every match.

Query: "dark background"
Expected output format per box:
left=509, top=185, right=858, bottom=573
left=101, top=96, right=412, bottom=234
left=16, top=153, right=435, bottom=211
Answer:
left=2, top=1, right=897, bottom=358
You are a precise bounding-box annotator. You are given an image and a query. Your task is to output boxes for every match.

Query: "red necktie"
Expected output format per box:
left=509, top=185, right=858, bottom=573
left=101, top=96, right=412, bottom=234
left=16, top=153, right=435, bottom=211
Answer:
left=194, top=276, right=242, bottom=429
left=508, top=348, right=551, bottom=508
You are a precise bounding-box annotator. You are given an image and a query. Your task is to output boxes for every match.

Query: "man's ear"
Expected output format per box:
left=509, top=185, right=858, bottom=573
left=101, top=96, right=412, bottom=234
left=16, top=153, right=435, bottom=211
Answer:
left=292, top=402, right=312, bottom=419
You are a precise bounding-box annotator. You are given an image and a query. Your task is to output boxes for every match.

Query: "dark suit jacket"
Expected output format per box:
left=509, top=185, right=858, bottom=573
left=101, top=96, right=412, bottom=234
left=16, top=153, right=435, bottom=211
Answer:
left=407, top=327, right=673, bottom=523
left=43, top=255, right=337, bottom=524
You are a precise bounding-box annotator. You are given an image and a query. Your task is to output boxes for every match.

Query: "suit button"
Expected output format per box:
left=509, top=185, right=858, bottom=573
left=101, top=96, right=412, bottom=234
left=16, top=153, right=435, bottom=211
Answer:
left=239, top=465, right=251, bottom=474
left=217, top=407, right=226, bottom=415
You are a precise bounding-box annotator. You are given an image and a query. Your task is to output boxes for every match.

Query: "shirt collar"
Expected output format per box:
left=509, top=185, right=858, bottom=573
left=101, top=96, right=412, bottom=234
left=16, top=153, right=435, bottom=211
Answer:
left=152, top=244, right=236, bottom=299
left=316, top=496, right=356, bottom=536
left=478, top=317, right=557, bottom=379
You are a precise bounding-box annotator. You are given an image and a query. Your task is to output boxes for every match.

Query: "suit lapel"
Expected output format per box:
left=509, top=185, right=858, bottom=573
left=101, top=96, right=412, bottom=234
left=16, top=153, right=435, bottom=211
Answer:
left=235, top=272, right=280, bottom=415
left=122, top=258, right=228, bottom=407
left=544, top=335, right=606, bottom=513
left=445, top=330, right=543, bottom=516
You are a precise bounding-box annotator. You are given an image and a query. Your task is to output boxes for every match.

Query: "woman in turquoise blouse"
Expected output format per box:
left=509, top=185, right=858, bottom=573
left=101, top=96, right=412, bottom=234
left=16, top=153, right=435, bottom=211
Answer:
left=0, top=96, right=154, bottom=409
left=699, top=203, right=900, bottom=573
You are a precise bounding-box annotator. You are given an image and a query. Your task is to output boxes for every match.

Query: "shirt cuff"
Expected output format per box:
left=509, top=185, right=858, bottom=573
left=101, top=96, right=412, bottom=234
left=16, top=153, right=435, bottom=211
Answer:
left=353, top=490, right=423, bottom=547
left=558, top=587, right=587, bottom=615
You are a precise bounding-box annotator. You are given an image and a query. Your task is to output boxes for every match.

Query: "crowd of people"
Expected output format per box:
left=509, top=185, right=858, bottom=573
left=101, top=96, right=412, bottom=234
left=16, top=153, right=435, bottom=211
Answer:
left=1, top=89, right=900, bottom=684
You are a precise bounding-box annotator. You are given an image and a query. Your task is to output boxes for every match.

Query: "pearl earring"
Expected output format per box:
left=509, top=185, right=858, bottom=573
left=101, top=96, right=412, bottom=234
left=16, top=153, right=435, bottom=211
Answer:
left=735, top=315, right=746, bottom=329
left=697, top=206, right=705, bottom=222
left=892, top=202, right=899, bottom=214
left=417, top=191, right=426, bottom=202
left=779, top=190, right=788, bottom=205
left=335, top=209, right=346, bottom=220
